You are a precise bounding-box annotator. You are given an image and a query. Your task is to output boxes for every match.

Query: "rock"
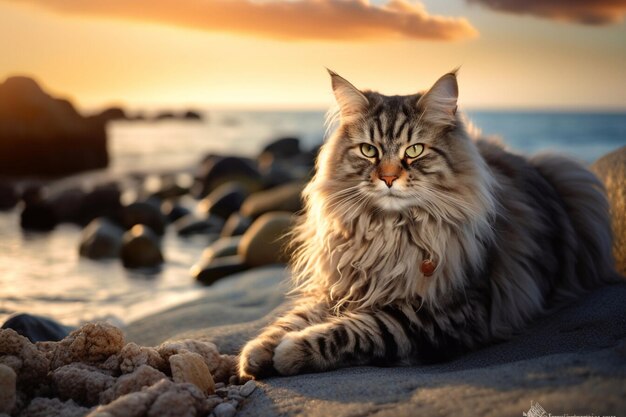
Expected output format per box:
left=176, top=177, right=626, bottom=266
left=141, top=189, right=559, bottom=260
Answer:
left=51, top=363, right=115, bottom=405
left=0, top=76, right=108, bottom=177
left=1, top=313, right=72, bottom=342
left=49, top=187, right=86, bottom=223
left=191, top=256, right=248, bottom=286
left=0, top=328, right=50, bottom=386
left=48, top=322, right=125, bottom=370
left=120, top=225, right=164, bottom=269
left=202, top=237, right=242, bottom=261
left=197, top=183, right=248, bottom=220
left=121, top=201, right=166, bottom=236
left=161, top=201, right=191, bottom=223
left=77, top=184, right=122, bottom=226
left=169, top=352, right=215, bottom=394
left=93, top=106, right=127, bottom=123
left=240, top=182, right=304, bottom=219
left=174, top=214, right=223, bottom=237
left=20, top=398, right=88, bottom=417
left=259, top=137, right=301, bottom=160
left=88, top=379, right=206, bottom=417
left=79, top=218, right=125, bottom=260
left=239, top=379, right=256, bottom=397
left=0, top=364, right=16, bottom=414
left=0, top=182, right=18, bottom=210
left=213, top=402, right=237, bottom=417
left=156, top=340, right=227, bottom=382
left=148, top=175, right=191, bottom=200
left=21, top=184, right=45, bottom=205
left=221, top=213, right=252, bottom=237
left=20, top=201, right=58, bottom=231
left=592, top=145, right=626, bottom=276
left=154, top=111, right=176, bottom=120
left=118, top=343, right=166, bottom=374
left=183, top=110, right=202, bottom=120
left=238, top=212, right=294, bottom=267
left=100, top=365, right=167, bottom=404
left=193, top=156, right=261, bottom=199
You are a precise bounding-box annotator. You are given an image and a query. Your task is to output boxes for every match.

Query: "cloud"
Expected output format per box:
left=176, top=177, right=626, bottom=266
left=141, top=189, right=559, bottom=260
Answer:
left=6, top=0, right=478, bottom=41
left=466, top=0, right=626, bottom=25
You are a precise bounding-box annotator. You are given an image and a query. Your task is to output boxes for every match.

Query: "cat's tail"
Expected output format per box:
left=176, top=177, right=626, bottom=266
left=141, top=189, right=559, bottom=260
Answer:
left=531, top=153, right=623, bottom=299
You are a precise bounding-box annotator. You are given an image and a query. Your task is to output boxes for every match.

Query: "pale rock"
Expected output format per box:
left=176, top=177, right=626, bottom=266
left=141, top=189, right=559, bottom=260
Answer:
left=169, top=352, right=216, bottom=394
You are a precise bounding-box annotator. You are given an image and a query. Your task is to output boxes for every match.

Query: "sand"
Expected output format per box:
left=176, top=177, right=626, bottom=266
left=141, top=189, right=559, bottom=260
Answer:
left=123, top=266, right=626, bottom=417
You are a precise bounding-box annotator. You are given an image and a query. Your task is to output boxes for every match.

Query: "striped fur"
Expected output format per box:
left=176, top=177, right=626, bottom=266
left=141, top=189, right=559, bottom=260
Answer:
left=238, top=71, right=620, bottom=379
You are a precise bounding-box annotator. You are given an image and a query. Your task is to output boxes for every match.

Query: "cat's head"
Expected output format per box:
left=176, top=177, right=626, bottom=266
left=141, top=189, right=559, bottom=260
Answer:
left=317, top=69, right=485, bottom=216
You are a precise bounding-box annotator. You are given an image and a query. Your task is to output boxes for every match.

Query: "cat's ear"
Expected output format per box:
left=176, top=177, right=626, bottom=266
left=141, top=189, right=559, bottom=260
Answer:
left=416, top=71, right=458, bottom=126
left=327, top=69, right=369, bottom=121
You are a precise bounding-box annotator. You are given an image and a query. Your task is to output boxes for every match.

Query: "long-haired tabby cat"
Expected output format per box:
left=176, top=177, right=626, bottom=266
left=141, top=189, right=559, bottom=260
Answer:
left=238, top=69, right=620, bottom=379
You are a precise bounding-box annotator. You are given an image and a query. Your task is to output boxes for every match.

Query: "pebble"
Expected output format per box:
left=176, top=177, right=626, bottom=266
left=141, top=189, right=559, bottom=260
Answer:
left=214, top=382, right=225, bottom=389
left=215, top=388, right=229, bottom=398
left=239, top=380, right=257, bottom=397
left=213, top=402, right=237, bottom=417
left=169, top=352, right=216, bottom=394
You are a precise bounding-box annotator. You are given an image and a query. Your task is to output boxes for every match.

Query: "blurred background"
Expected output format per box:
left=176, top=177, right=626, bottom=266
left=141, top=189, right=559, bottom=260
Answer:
left=0, top=0, right=624, bottom=329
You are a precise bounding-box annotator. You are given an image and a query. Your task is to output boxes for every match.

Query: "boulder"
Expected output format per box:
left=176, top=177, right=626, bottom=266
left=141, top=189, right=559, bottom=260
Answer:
left=592, top=145, right=626, bottom=276
left=191, top=256, right=248, bottom=286
left=79, top=218, right=125, bottom=260
left=21, top=183, right=45, bottom=205
left=193, top=156, right=261, bottom=199
left=202, top=237, right=242, bottom=262
left=175, top=214, right=223, bottom=237
left=238, top=212, right=294, bottom=267
left=49, top=187, right=86, bottom=224
left=197, top=183, right=248, bottom=220
left=161, top=201, right=191, bottom=223
left=220, top=213, right=252, bottom=237
left=121, top=201, right=166, bottom=236
left=183, top=110, right=203, bottom=120
left=0, top=182, right=18, bottom=210
left=0, top=76, right=108, bottom=177
left=120, top=225, right=164, bottom=270
left=93, top=107, right=127, bottom=123
left=240, top=182, right=304, bottom=219
left=1, top=313, right=72, bottom=343
left=259, top=137, right=301, bottom=160
left=77, top=184, right=122, bottom=226
left=20, top=201, right=58, bottom=231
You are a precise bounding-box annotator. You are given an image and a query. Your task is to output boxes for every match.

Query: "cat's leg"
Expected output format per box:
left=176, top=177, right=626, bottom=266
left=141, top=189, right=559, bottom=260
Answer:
left=271, top=307, right=416, bottom=376
left=239, top=298, right=328, bottom=380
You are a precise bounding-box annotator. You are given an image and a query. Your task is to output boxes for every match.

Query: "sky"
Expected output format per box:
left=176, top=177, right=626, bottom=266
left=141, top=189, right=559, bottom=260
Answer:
left=0, top=0, right=625, bottom=111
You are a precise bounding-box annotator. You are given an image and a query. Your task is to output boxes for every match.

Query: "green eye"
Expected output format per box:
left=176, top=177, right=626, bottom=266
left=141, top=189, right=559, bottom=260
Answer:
left=405, top=144, right=424, bottom=159
left=360, top=143, right=378, bottom=158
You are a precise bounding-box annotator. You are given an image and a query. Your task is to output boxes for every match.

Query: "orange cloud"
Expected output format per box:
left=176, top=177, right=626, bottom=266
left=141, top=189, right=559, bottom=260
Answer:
left=467, top=0, right=626, bottom=25
left=5, top=0, right=478, bottom=41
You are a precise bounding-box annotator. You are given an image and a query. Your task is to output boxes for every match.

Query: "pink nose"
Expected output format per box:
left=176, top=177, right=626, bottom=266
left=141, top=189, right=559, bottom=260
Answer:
left=379, top=175, right=398, bottom=188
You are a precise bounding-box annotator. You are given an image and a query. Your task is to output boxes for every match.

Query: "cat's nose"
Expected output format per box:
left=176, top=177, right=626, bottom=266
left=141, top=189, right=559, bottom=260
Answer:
left=379, top=175, right=399, bottom=188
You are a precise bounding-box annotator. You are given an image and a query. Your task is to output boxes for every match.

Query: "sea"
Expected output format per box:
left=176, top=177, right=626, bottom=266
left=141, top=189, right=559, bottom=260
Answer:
left=1, top=110, right=625, bottom=328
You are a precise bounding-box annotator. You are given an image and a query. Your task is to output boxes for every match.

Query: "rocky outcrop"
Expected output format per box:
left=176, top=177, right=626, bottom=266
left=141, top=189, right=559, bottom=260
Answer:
left=0, top=76, right=108, bottom=177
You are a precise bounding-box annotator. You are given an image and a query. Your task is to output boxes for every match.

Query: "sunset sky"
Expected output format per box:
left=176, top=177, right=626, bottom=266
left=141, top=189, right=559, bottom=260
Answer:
left=0, top=0, right=625, bottom=110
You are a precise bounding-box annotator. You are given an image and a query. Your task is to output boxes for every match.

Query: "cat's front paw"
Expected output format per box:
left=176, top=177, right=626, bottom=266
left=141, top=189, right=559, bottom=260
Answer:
left=239, top=338, right=277, bottom=380
left=273, top=333, right=316, bottom=376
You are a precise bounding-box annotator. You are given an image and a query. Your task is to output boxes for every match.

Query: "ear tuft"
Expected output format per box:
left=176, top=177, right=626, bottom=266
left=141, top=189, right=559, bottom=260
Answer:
left=327, top=70, right=369, bottom=121
left=416, top=71, right=459, bottom=127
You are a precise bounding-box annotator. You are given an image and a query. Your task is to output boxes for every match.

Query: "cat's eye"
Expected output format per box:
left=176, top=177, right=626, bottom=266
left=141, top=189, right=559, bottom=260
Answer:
left=360, top=143, right=378, bottom=158
left=405, top=144, right=425, bottom=159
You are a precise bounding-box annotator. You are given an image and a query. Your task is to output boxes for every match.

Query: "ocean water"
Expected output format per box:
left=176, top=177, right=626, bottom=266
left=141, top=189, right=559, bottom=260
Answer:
left=0, top=110, right=624, bottom=328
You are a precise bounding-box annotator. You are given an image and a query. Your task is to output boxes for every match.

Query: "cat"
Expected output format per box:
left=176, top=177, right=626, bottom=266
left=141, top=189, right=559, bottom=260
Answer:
left=238, top=69, right=620, bottom=379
